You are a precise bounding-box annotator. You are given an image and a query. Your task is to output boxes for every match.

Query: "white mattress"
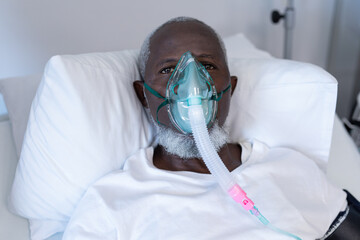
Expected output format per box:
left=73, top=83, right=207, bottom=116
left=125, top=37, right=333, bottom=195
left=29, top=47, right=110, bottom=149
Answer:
left=0, top=119, right=29, bottom=240
left=327, top=114, right=360, bottom=200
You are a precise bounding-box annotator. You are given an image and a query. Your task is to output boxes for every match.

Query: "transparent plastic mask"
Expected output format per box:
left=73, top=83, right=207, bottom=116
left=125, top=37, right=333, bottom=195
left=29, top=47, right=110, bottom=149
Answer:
left=166, top=51, right=218, bottom=134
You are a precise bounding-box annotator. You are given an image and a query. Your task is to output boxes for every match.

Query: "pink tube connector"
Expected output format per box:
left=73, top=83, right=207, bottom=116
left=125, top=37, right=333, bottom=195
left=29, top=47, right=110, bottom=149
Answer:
left=228, top=184, right=254, bottom=211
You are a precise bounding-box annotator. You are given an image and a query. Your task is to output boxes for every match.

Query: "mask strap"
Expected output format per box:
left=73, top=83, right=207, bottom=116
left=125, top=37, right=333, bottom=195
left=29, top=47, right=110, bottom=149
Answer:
left=144, top=82, right=166, bottom=100
left=212, top=84, right=232, bottom=101
left=143, top=82, right=168, bottom=126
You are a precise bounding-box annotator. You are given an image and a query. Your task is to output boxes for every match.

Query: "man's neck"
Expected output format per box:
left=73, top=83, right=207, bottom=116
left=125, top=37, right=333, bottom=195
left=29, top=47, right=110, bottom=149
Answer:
left=153, top=143, right=242, bottom=173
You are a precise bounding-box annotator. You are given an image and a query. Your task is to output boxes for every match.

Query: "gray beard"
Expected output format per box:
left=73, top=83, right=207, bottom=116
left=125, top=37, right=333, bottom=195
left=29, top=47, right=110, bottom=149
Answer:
left=145, top=109, right=229, bottom=159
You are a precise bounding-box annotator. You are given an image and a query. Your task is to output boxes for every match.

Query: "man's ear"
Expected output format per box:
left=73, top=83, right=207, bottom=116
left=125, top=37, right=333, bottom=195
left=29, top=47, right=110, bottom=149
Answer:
left=230, top=76, right=238, bottom=96
left=133, top=81, right=148, bottom=108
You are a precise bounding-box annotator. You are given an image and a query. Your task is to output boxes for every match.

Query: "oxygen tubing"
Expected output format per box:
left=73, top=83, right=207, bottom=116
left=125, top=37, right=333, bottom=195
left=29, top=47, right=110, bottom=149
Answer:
left=188, top=104, right=235, bottom=192
left=188, top=104, right=302, bottom=240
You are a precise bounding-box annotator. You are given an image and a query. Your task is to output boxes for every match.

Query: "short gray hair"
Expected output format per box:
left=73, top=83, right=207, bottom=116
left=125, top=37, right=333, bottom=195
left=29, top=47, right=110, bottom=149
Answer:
left=138, top=16, right=227, bottom=80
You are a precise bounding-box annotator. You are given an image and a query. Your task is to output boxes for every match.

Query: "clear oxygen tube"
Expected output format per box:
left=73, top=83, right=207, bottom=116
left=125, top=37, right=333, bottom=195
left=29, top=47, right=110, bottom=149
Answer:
left=188, top=103, right=302, bottom=240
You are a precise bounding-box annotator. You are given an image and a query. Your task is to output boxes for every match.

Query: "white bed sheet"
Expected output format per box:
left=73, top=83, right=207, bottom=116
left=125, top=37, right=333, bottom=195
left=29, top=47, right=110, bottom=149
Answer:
left=327, top=114, right=360, bottom=200
left=1, top=106, right=359, bottom=240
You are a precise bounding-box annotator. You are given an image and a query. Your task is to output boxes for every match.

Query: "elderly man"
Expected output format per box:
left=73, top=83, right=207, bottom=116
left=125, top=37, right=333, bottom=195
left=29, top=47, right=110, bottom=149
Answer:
left=63, top=17, right=359, bottom=239
left=133, top=17, right=239, bottom=173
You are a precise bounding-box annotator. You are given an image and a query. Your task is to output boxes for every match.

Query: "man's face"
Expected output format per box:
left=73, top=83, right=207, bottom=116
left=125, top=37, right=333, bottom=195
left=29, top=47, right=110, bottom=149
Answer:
left=143, top=21, right=235, bottom=133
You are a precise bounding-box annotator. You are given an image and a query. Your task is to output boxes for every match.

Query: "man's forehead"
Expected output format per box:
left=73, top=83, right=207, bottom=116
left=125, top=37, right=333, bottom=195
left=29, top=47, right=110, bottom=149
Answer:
left=148, top=21, right=222, bottom=61
left=153, top=20, right=214, bottom=38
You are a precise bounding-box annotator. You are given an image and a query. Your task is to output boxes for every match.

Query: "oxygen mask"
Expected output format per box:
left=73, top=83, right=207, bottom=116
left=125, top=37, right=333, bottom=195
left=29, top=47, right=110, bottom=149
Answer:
left=144, top=51, right=230, bottom=134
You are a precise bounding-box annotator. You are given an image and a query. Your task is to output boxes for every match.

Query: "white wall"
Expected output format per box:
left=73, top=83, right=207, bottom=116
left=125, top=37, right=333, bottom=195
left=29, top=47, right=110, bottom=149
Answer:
left=0, top=0, right=335, bottom=80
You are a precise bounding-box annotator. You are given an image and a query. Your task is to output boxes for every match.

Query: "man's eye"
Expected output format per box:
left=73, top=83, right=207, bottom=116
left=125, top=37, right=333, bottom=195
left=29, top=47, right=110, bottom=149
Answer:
left=160, top=67, right=175, bottom=74
left=203, top=64, right=215, bottom=70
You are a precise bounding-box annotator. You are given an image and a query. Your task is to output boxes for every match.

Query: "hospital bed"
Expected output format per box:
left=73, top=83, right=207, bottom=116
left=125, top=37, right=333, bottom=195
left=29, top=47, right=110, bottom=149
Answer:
left=1, top=33, right=359, bottom=240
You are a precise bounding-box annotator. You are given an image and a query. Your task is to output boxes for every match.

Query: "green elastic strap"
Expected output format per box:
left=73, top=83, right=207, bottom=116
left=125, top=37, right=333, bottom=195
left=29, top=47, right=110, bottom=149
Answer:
left=212, top=84, right=231, bottom=101
left=144, top=82, right=166, bottom=100
left=144, top=82, right=168, bottom=126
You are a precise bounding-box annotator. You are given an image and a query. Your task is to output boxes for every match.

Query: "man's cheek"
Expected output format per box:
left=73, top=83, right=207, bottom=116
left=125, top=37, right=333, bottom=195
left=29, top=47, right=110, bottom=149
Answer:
left=216, top=100, right=229, bottom=126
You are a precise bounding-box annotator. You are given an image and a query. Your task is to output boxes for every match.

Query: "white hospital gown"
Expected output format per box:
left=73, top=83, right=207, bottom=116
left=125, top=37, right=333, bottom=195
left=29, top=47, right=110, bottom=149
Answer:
left=63, top=140, right=346, bottom=240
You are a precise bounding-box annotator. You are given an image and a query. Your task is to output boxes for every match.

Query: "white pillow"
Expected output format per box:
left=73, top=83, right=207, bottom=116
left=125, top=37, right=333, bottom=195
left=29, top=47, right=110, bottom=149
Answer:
left=9, top=35, right=337, bottom=239
left=9, top=50, right=153, bottom=239
left=226, top=58, right=337, bottom=170
left=223, top=33, right=272, bottom=59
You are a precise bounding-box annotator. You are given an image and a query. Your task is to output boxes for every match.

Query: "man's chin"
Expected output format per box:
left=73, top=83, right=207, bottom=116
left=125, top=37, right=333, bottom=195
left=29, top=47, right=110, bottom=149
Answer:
left=155, top=121, right=229, bottom=159
left=145, top=109, right=229, bottom=159
left=156, top=124, right=200, bottom=159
